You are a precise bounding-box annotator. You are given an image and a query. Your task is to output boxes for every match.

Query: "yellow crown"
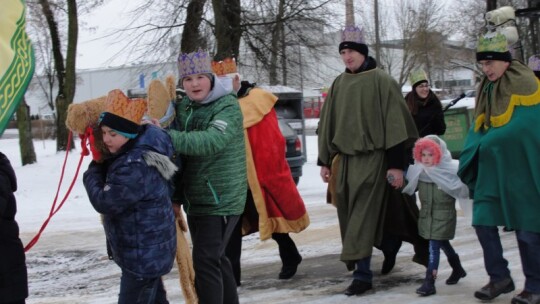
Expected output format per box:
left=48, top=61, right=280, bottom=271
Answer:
left=177, top=49, right=213, bottom=79
left=211, top=58, right=238, bottom=76
left=409, top=69, right=428, bottom=86
left=477, top=32, right=508, bottom=53
left=105, top=89, right=147, bottom=125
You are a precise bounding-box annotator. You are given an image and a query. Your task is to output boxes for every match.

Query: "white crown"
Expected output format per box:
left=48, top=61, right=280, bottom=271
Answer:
left=341, top=25, right=365, bottom=44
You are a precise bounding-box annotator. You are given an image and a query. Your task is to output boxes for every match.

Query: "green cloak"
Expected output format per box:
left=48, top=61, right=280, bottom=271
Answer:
left=318, top=68, right=418, bottom=268
left=458, top=60, right=540, bottom=233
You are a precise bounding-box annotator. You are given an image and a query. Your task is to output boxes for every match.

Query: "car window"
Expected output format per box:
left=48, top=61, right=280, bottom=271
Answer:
left=278, top=119, right=296, bottom=138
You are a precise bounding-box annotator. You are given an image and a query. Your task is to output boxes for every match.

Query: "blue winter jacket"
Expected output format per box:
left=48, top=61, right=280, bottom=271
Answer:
left=83, top=124, right=177, bottom=278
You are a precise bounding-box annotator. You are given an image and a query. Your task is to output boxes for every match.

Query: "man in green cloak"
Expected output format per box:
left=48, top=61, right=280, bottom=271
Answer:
left=317, top=24, right=418, bottom=296
left=458, top=26, right=540, bottom=304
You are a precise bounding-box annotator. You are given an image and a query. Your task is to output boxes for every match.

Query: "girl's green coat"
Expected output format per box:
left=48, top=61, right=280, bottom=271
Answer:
left=417, top=181, right=457, bottom=240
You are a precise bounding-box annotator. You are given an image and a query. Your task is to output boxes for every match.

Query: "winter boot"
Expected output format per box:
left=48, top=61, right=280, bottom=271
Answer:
left=474, top=278, right=515, bottom=301
left=344, top=279, right=373, bottom=296
left=446, top=254, right=466, bottom=285
left=273, top=233, right=302, bottom=279
left=416, top=271, right=436, bottom=296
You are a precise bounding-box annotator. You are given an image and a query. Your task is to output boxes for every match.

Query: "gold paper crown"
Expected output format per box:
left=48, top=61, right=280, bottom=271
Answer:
left=477, top=32, right=508, bottom=53
left=211, top=58, right=238, bottom=76
left=409, top=69, right=428, bottom=86
left=177, top=49, right=213, bottom=79
left=341, top=25, right=365, bottom=44
left=105, top=89, right=147, bottom=125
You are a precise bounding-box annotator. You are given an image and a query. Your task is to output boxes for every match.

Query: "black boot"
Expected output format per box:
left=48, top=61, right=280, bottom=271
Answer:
left=416, top=271, right=436, bottom=296
left=446, top=255, right=466, bottom=285
left=273, top=233, right=302, bottom=279
left=344, top=279, right=373, bottom=296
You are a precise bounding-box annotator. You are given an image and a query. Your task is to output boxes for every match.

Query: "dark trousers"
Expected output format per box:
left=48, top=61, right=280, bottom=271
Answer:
left=118, top=272, right=168, bottom=304
left=516, top=229, right=540, bottom=293
left=379, top=190, right=429, bottom=267
left=474, top=225, right=512, bottom=283
left=225, top=215, right=244, bottom=286
left=353, top=256, right=373, bottom=283
left=476, top=225, right=540, bottom=292
left=225, top=217, right=300, bottom=285
left=188, top=215, right=240, bottom=304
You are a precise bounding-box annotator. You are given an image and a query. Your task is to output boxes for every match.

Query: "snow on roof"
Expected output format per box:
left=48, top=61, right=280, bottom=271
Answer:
left=442, top=96, right=475, bottom=109
left=258, top=85, right=302, bottom=93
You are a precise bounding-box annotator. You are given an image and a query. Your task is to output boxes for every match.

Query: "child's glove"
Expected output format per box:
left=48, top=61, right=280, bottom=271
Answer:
left=80, top=126, right=102, bottom=161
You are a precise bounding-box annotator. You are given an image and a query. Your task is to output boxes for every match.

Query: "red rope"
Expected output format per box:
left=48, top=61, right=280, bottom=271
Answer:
left=24, top=131, right=87, bottom=252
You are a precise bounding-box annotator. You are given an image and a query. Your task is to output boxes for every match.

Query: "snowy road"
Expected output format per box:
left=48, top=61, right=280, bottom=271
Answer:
left=3, top=134, right=526, bottom=304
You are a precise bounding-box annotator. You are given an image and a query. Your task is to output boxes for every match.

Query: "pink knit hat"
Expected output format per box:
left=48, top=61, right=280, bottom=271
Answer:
left=413, top=137, right=442, bottom=166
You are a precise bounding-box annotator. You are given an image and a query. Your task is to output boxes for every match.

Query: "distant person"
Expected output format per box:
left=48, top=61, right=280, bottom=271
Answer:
left=0, top=152, right=28, bottom=304
left=318, top=23, right=418, bottom=296
left=458, top=26, right=540, bottom=303
left=405, top=69, right=446, bottom=138
left=83, top=90, right=177, bottom=304
left=212, top=58, right=309, bottom=285
left=403, top=136, right=468, bottom=296
left=159, top=50, right=247, bottom=304
left=528, top=54, right=540, bottom=79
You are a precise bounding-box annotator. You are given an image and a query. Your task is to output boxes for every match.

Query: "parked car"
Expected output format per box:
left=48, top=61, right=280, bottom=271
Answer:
left=441, top=89, right=475, bottom=111
left=260, top=85, right=306, bottom=185
left=277, top=119, right=303, bottom=184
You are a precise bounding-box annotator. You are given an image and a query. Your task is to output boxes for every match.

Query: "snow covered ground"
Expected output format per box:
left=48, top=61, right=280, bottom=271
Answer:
left=2, top=126, right=525, bottom=304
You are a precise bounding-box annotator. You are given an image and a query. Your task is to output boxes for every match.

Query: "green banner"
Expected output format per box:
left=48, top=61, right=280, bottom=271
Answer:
left=0, top=0, right=35, bottom=137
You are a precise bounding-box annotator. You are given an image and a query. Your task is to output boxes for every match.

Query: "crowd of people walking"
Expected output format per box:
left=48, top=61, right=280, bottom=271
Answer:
left=3, top=4, right=540, bottom=304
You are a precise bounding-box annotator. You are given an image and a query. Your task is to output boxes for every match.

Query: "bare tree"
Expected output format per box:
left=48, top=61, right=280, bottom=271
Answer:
left=448, top=0, right=535, bottom=80
left=365, top=0, right=451, bottom=87
left=212, top=0, right=242, bottom=60
left=241, top=0, right=338, bottom=86
left=26, top=3, right=56, bottom=113
left=36, top=0, right=79, bottom=151
left=181, top=0, right=209, bottom=54
left=16, top=99, right=37, bottom=165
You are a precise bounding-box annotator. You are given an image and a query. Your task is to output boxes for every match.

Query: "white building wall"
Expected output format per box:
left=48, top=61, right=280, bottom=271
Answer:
left=25, top=62, right=177, bottom=116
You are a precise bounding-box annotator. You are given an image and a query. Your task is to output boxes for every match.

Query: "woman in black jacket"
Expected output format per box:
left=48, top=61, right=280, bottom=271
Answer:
left=0, top=152, right=28, bottom=304
left=405, top=70, right=446, bottom=137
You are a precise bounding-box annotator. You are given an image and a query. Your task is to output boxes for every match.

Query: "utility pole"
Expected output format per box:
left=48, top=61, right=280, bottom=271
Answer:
left=345, top=0, right=354, bottom=26
left=374, top=0, right=381, bottom=65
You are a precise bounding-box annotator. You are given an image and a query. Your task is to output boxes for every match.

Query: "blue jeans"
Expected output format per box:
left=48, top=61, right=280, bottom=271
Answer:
left=427, top=240, right=457, bottom=274
left=475, top=225, right=540, bottom=293
left=353, top=256, right=372, bottom=283
left=118, top=272, right=168, bottom=304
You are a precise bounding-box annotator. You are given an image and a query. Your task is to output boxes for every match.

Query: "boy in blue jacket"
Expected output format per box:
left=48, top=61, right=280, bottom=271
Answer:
left=83, top=89, right=177, bottom=304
